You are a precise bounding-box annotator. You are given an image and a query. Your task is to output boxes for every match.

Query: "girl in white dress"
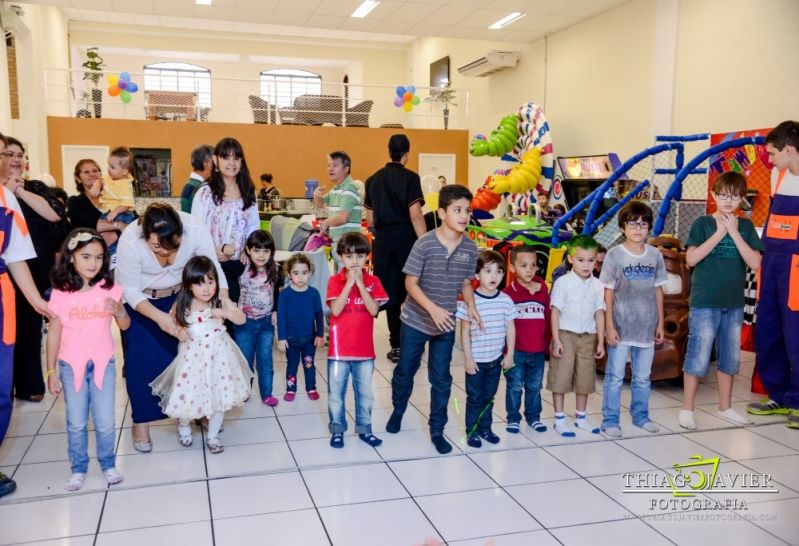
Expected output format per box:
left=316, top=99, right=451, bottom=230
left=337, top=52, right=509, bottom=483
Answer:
left=150, top=256, right=252, bottom=454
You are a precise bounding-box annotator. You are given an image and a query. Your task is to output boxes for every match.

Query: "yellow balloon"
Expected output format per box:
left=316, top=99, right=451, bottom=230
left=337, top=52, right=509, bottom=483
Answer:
left=424, top=191, right=439, bottom=211
left=403, top=102, right=413, bottom=112
left=107, top=74, right=119, bottom=86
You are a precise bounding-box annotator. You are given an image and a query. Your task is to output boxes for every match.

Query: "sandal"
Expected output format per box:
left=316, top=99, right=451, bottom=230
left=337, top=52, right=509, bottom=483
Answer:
left=206, top=437, right=224, bottom=454
left=177, top=425, right=193, bottom=447
left=132, top=424, right=153, bottom=453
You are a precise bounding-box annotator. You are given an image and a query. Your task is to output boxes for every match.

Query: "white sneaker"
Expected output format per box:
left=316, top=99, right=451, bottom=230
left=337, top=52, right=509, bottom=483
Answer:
left=717, top=408, right=753, bottom=425
left=104, top=467, right=124, bottom=485
left=64, top=473, right=86, bottom=491
left=678, top=410, right=697, bottom=430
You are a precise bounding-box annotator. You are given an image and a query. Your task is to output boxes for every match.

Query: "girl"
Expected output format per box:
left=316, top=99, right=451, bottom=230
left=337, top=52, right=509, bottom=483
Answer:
left=150, top=256, right=251, bottom=454
left=277, top=254, right=324, bottom=402
left=46, top=228, right=130, bottom=491
left=234, top=230, right=282, bottom=406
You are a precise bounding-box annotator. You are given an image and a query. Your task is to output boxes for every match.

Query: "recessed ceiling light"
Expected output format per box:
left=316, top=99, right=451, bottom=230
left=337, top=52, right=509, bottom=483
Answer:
left=351, top=0, right=379, bottom=18
left=488, top=12, right=526, bottom=30
left=196, top=0, right=212, bottom=6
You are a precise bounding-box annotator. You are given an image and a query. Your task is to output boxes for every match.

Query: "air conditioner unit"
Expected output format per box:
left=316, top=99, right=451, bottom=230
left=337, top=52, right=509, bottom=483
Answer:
left=458, top=50, right=521, bottom=77
left=0, top=5, right=24, bottom=37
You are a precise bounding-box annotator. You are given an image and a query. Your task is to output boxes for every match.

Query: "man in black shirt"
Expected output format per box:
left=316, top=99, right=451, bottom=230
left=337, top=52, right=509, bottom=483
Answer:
left=364, top=134, right=427, bottom=362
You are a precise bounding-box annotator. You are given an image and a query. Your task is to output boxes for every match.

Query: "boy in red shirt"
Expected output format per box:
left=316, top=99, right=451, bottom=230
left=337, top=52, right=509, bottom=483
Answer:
left=327, top=232, right=389, bottom=448
left=503, top=245, right=550, bottom=434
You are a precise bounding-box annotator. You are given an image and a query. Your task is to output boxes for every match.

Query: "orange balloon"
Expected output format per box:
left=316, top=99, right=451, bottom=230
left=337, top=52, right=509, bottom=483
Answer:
left=403, top=92, right=413, bottom=101
left=107, top=85, right=121, bottom=97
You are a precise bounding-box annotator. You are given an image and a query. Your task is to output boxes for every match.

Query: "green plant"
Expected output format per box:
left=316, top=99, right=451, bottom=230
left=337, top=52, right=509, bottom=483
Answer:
left=425, top=82, right=457, bottom=107
left=81, top=47, right=105, bottom=87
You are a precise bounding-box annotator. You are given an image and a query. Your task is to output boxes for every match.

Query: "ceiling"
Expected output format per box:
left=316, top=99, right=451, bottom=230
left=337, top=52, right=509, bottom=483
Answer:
left=20, top=0, right=630, bottom=43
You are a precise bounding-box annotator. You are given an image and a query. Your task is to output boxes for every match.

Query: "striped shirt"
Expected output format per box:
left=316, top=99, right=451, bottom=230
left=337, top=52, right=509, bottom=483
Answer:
left=323, top=175, right=362, bottom=241
left=457, top=290, right=516, bottom=362
left=401, top=230, right=478, bottom=335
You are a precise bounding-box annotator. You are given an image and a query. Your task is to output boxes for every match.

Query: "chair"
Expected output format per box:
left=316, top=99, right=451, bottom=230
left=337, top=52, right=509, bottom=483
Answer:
left=248, top=95, right=277, bottom=124
left=345, top=100, right=373, bottom=127
left=144, top=90, right=197, bottom=121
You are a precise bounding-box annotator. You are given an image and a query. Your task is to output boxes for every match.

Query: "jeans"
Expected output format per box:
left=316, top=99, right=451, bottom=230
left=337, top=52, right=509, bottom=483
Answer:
left=505, top=351, right=546, bottom=425
left=286, top=337, right=317, bottom=392
left=391, top=323, right=455, bottom=435
left=465, top=356, right=502, bottom=436
left=602, top=344, right=655, bottom=428
left=101, top=210, right=136, bottom=257
left=59, top=359, right=117, bottom=473
left=683, top=307, right=744, bottom=377
left=234, top=316, right=275, bottom=399
left=327, top=359, right=375, bottom=434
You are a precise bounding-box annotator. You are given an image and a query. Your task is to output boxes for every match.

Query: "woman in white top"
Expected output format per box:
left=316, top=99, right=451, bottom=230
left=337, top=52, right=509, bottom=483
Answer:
left=115, top=203, right=227, bottom=451
left=191, top=137, right=259, bottom=303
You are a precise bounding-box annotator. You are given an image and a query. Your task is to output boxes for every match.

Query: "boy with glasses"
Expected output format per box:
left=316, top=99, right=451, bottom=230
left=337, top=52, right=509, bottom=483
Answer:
left=599, top=201, right=667, bottom=437
left=679, top=172, right=762, bottom=429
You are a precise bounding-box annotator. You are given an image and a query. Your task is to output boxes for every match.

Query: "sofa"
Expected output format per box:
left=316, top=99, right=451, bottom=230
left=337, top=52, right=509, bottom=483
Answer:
left=279, top=94, right=373, bottom=127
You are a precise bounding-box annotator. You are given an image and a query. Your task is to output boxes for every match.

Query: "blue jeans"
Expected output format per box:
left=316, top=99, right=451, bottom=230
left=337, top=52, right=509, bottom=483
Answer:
left=59, top=359, right=117, bottom=473
left=101, top=210, right=136, bottom=257
left=683, top=307, right=743, bottom=377
left=391, top=323, right=455, bottom=436
left=234, top=316, right=275, bottom=399
left=328, top=359, right=375, bottom=434
left=286, top=337, right=316, bottom=392
left=505, top=351, right=546, bottom=425
left=465, top=355, right=502, bottom=436
left=602, top=344, right=655, bottom=428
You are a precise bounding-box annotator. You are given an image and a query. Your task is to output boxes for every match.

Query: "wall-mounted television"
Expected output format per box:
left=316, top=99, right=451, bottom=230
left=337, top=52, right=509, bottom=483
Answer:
left=430, top=56, right=450, bottom=93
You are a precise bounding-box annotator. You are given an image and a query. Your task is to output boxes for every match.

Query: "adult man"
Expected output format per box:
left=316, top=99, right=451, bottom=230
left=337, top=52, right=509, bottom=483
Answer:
left=313, top=151, right=362, bottom=270
left=179, top=144, right=213, bottom=213
left=364, top=134, right=426, bottom=362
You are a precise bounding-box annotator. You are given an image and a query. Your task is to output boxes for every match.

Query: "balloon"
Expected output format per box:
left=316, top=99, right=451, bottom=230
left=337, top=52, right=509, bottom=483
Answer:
left=424, top=191, right=439, bottom=211
left=117, top=79, right=128, bottom=90
left=407, top=85, right=416, bottom=94
left=393, top=96, right=404, bottom=107
left=396, top=85, right=405, bottom=97
left=412, top=95, right=420, bottom=105
left=120, top=90, right=132, bottom=103
left=403, top=102, right=412, bottom=112
left=107, top=74, right=119, bottom=86
left=107, top=85, right=121, bottom=97
left=421, top=174, right=439, bottom=195
left=127, top=82, right=138, bottom=93
left=120, top=72, right=131, bottom=82
left=403, top=92, right=413, bottom=102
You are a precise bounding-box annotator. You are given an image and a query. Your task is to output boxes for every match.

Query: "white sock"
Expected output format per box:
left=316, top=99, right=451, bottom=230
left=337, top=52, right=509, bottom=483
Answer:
left=717, top=408, right=753, bottom=425
left=554, top=414, right=576, bottom=437
left=574, top=412, right=600, bottom=433
left=64, top=473, right=86, bottom=491
left=207, top=412, right=224, bottom=439
left=678, top=410, right=696, bottom=430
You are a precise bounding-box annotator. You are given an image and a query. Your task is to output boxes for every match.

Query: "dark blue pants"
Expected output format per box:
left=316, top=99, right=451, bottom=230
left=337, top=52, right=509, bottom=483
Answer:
left=286, top=337, right=316, bottom=393
left=505, top=351, right=546, bottom=425
left=391, top=323, right=455, bottom=435
left=465, top=356, right=502, bottom=436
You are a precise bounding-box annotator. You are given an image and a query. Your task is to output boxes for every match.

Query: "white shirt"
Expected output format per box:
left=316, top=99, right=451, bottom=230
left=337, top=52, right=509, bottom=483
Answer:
left=771, top=168, right=799, bottom=197
left=1, top=187, right=36, bottom=264
left=190, top=184, right=260, bottom=259
left=115, top=211, right=227, bottom=308
left=550, top=271, right=605, bottom=334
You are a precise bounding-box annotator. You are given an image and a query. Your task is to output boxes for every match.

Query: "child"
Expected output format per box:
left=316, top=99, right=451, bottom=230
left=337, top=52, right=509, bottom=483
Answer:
left=387, top=184, right=480, bottom=455
left=458, top=250, right=516, bottom=448
left=46, top=228, right=130, bottom=491
left=235, top=230, right=282, bottom=406
left=277, top=253, right=324, bottom=401
left=679, top=171, right=762, bottom=429
left=89, top=146, right=136, bottom=225
left=549, top=236, right=606, bottom=437
left=326, top=232, right=388, bottom=448
left=504, top=245, right=549, bottom=434
left=150, top=256, right=251, bottom=454
left=748, top=120, right=799, bottom=429
left=600, top=202, right=667, bottom=437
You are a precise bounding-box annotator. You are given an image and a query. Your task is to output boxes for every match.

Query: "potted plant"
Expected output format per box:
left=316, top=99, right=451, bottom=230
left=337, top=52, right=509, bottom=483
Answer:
left=81, top=47, right=105, bottom=118
left=425, top=82, right=457, bottom=130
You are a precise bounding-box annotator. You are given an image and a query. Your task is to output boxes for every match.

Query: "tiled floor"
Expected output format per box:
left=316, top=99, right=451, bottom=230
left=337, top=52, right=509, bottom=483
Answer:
left=1, top=317, right=798, bottom=545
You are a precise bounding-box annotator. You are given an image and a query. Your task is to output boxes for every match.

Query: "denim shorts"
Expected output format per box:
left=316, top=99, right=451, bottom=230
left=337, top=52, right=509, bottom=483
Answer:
left=683, top=307, right=744, bottom=377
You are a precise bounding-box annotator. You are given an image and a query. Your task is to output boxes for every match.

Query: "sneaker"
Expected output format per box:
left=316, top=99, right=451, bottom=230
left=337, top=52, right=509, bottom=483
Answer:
left=716, top=408, right=753, bottom=425
left=467, top=435, right=482, bottom=448
left=283, top=392, right=296, bottom=402
left=602, top=425, right=622, bottom=438
left=64, top=472, right=86, bottom=492
left=431, top=434, right=453, bottom=454
left=263, top=396, right=279, bottom=407
left=330, top=433, right=344, bottom=448
left=308, top=390, right=320, bottom=401
left=386, top=412, right=403, bottom=434
left=678, top=410, right=697, bottom=430
left=747, top=399, right=790, bottom=415
left=479, top=430, right=500, bottom=444
left=359, top=433, right=383, bottom=447
left=574, top=415, right=601, bottom=434
left=506, top=422, right=520, bottom=434
left=0, top=473, right=17, bottom=498
left=104, top=468, right=124, bottom=485
left=177, top=425, right=193, bottom=447
left=387, top=347, right=400, bottom=363
left=554, top=418, right=576, bottom=438
left=787, top=410, right=799, bottom=430
left=206, top=437, right=224, bottom=454
left=528, top=421, right=548, bottom=433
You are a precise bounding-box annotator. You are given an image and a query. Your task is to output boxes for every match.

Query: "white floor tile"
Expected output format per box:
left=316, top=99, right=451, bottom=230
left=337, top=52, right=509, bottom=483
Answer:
left=278, top=411, right=338, bottom=440
left=550, top=518, right=673, bottom=545
left=444, top=424, right=535, bottom=452
left=214, top=508, right=329, bottom=546
left=319, top=498, right=441, bottom=546
left=115, top=449, right=207, bottom=487
left=389, top=454, right=495, bottom=496
left=469, top=447, right=579, bottom=486
left=0, top=435, right=34, bottom=466
left=6, top=461, right=110, bottom=499
left=96, top=521, right=213, bottom=546
left=5, top=410, right=47, bottom=437
left=738, top=497, right=799, bottom=544
left=369, top=406, right=427, bottom=432
left=644, top=508, right=787, bottom=544
left=544, top=440, right=657, bottom=477
left=740, top=455, right=799, bottom=494
left=685, top=428, right=797, bottom=461
left=375, top=428, right=462, bottom=460
left=206, top=442, right=296, bottom=477
left=101, top=482, right=210, bottom=532
left=588, top=472, right=695, bottom=517
left=303, top=462, right=407, bottom=507
left=449, top=530, right=562, bottom=546
left=20, top=536, right=96, bottom=546
left=209, top=471, right=312, bottom=518
left=289, top=436, right=382, bottom=467
left=12, top=394, right=56, bottom=413
left=215, top=416, right=286, bottom=446
left=0, top=492, right=104, bottom=544
left=615, top=434, right=723, bottom=469
left=270, top=395, right=328, bottom=417
left=750, top=422, right=799, bottom=451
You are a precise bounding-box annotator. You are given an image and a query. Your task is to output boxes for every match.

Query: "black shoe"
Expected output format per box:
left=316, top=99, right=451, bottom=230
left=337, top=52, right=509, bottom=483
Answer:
left=431, top=434, right=452, bottom=454
left=387, top=347, right=400, bottom=363
left=0, top=473, right=17, bottom=498
left=467, top=435, right=482, bottom=448
left=479, top=430, right=501, bottom=444
left=386, top=412, right=403, bottom=434
left=359, top=433, right=383, bottom=447
left=330, top=433, right=344, bottom=448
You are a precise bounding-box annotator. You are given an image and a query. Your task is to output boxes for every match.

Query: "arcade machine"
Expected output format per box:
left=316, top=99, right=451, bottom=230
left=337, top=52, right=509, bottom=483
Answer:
left=555, top=154, right=622, bottom=231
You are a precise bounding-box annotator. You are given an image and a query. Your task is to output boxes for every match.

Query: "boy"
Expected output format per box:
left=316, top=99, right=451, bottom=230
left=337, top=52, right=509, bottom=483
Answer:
left=504, top=245, right=550, bottom=434
left=457, top=250, right=516, bottom=448
left=89, top=146, right=136, bottom=225
left=549, top=236, right=606, bottom=437
left=748, top=120, right=799, bottom=429
left=386, top=184, right=481, bottom=454
left=680, top=172, right=762, bottom=429
left=600, top=201, right=667, bottom=438
left=326, top=232, right=389, bottom=448
left=313, top=151, right=362, bottom=271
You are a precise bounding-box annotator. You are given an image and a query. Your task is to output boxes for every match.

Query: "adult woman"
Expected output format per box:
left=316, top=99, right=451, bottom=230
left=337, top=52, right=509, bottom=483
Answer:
left=115, top=203, right=227, bottom=450
left=191, top=138, right=259, bottom=302
left=1, top=138, right=70, bottom=402
left=67, top=159, right=131, bottom=249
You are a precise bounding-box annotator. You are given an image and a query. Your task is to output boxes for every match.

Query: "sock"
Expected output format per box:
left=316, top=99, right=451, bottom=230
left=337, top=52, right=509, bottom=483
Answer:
left=64, top=473, right=86, bottom=492
left=554, top=413, right=576, bottom=437
left=638, top=421, right=660, bottom=433
left=431, top=435, right=452, bottom=454
left=207, top=412, right=224, bottom=439
left=574, top=412, right=600, bottom=434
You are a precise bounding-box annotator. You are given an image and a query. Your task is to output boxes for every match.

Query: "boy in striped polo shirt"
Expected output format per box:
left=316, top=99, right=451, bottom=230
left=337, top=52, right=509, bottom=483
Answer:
left=457, top=250, right=517, bottom=448
left=314, top=151, right=363, bottom=270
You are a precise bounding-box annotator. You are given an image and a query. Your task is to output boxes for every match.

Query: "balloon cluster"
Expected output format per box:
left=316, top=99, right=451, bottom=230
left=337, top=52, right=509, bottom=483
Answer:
left=394, top=85, right=420, bottom=112
left=107, top=72, right=139, bottom=103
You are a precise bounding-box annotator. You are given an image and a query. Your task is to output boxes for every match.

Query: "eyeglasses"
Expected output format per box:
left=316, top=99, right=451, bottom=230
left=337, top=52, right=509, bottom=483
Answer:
left=715, top=193, right=742, bottom=202
left=625, top=221, right=650, bottom=230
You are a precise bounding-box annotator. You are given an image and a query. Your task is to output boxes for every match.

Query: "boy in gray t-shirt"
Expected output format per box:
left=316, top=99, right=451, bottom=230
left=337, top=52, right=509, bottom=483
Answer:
left=599, top=201, right=667, bottom=438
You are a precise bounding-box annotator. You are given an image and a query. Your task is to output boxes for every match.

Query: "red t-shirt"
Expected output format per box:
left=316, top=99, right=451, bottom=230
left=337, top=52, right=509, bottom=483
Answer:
left=504, top=277, right=550, bottom=354
left=326, top=270, right=389, bottom=360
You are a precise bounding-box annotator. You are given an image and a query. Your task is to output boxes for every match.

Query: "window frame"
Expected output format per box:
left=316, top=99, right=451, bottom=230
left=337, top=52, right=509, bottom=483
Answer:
left=259, top=69, right=322, bottom=108
left=142, top=62, right=212, bottom=108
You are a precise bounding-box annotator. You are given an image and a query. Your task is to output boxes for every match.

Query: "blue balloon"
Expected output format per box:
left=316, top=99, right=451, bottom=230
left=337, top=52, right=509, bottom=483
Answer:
left=120, top=72, right=131, bottom=82
left=127, top=82, right=138, bottom=93
left=407, top=85, right=416, bottom=94
left=395, top=85, right=405, bottom=97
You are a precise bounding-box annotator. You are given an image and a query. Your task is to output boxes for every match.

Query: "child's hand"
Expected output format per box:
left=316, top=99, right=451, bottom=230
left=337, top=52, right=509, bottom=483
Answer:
left=718, top=212, right=739, bottom=234
left=605, top=326, right=620, bottom=347
left=107, top=211, right=118, bottom=223
left=353, top=267, right=365, bottom=287
left=47, top=373, right=62, bottom=396
left=314, top=336, right=325, bottom=348
left=345, top=267, right=359, bottom=287
left=595, top=342, right=605, bottom=359
left=655, top=322, right=664, bottom=344
left=271, top=312, right=277, bottom=328
left=551, top=339, right=564, bottom=358
left=211, top=308, right=226, bottom=321
left=177, top=327, right=190, bottom=342
left=468, top=304, right=484, bottom=331
left=278, top=339, right=288, bottom=352
left=502, top=354, right=514, bottom=369
left=464, top=357, right=478, bottom=375
left=104, top=297, right=122, bottom=316
left=429, top=305, right=455, bottom=332
left=713, top=212, right=728, bottom=235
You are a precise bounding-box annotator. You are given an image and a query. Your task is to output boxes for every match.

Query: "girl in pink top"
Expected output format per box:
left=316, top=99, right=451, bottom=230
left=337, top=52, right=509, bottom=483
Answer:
left=46, top=229, right=130, bottom=491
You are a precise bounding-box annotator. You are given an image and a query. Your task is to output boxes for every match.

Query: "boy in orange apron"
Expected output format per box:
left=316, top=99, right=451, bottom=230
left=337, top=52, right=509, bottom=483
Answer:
left=747, top=121, right=799, bottom=429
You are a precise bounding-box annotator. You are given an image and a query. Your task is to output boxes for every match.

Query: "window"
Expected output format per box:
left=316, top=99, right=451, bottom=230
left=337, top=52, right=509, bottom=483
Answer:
left=260, top=69, right=321, bottom=108
left=143, top=62, right=211, bottom=107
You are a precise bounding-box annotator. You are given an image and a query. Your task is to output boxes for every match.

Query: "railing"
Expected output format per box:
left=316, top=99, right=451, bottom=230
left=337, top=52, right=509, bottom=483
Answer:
left=43, top=68, right=470, bottom=130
